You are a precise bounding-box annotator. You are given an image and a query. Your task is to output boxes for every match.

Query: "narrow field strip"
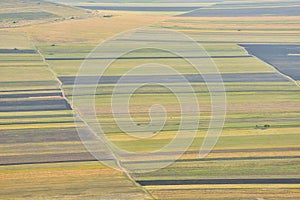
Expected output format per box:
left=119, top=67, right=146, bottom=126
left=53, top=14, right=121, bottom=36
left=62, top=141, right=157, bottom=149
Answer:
left=123, top=155, right=300, bottom=165
left=178, top=6, right=300, bottom=17
left=0, top=123, right=80, bottom=130
left=137, top=178, right=300, bottom=186
left=77, top=6, right=201, bottom=12
left=0, top=152, right=102, bottom=166
left=0, top=92, right=62, bottom=98
left=58, top=73, right=288, bottom=85
left=0, top=110, right=73, bottom=117
left=0, top=49, right=36, bottom=54
left=45, top=55, right=252, bottom=60
left=119, top=147, right=300, bottom=157
left=0, top=120, right=75, bottom=126
left=145, top=184, right=300, bottom=190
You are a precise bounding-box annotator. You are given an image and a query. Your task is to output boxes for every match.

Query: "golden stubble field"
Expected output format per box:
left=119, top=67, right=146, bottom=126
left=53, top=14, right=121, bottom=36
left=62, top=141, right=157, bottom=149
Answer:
left=15, top=12, right=168, bottom=44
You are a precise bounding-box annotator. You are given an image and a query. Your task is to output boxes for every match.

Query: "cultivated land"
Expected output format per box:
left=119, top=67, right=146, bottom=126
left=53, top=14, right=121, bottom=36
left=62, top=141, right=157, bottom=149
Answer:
left=0, top=0, right=93, bottom=28
left=0, top=0, right=300, bottom=199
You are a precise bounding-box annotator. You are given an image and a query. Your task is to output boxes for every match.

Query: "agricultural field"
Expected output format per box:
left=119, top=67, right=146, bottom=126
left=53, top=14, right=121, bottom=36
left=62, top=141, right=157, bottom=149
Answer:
left=241, top=44, right=300, bottom=81
left=0, top=0, right=92, bottom=28
left=179, top=6, right=300, bottom=17
left=0, top=0, right=300, bottom=199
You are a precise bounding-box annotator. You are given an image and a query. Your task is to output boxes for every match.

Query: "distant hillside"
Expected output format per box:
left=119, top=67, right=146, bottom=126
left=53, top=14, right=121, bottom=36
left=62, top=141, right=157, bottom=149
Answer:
left=0, top=0, right=92, bottom=28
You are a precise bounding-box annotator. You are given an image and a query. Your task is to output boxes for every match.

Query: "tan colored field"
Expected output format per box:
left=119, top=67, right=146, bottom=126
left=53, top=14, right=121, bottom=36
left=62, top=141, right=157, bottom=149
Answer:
left=0, top=162, right=150, bottom=200
left=162, top=16, right=300, bottom=30
left=16, top=12, right=168, bottom=44
left=149, top=188, right=300, bottom=199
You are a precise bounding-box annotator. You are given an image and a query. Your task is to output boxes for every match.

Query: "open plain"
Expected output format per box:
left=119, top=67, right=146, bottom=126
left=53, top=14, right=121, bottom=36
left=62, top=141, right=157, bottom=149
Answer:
left=0, top=0, right=299, bottom=199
